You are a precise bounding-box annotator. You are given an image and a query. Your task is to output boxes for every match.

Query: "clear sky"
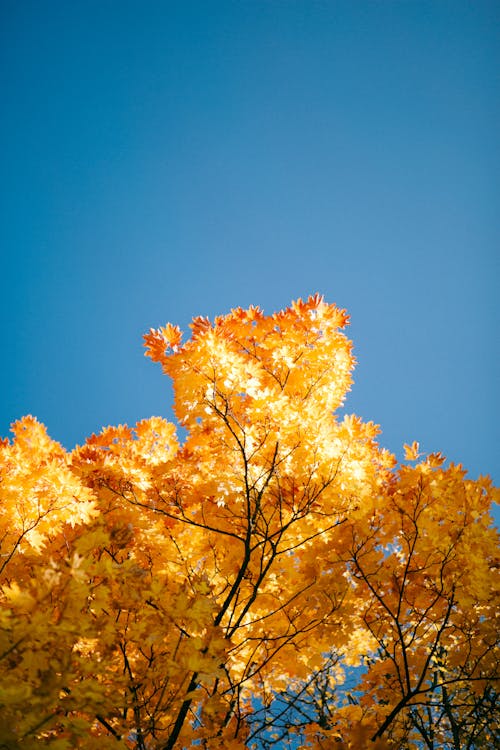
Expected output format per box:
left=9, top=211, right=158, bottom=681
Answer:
left=1, top=2, right=498, bottom=506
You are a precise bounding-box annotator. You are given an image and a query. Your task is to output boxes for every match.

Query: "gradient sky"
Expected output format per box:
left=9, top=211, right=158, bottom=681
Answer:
left=1, top=2, right=498, bottom=513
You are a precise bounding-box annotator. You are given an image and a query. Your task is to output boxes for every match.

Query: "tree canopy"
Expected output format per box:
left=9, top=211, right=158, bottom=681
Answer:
left=1, top=295, right=498, bottom=749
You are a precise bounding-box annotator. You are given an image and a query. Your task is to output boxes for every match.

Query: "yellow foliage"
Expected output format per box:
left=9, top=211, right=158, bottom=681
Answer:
left=1, top=295, right=498, bottom=749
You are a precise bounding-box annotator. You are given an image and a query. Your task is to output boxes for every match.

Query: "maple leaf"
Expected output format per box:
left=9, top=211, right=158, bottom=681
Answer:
left=403, top=440, right=420, bottom=461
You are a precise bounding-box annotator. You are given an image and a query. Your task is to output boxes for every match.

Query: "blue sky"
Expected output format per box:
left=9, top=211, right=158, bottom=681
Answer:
left=1, top=2, right=498, bottom=504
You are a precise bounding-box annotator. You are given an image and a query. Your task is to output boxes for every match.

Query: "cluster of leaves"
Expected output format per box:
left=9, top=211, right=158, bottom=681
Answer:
left=1, top=295, right=498, bottom=749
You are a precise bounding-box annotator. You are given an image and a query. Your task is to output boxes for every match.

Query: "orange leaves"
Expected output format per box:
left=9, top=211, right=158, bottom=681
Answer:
left=290, top=292, right=350, bottom=330
left=1, top=581, right=36, bottom=613
left=143, top=295, right=356, bottom=433
left=0, top=417, right=97, bottom=561
left=1, top=296, right=499, bottom=748
left=307, top=714, right=392, bottom=750
left=143, top=322, right=182, bottom=366
left=9, top=413, right=58, bottom=448
left=403, top=440, right=420, bottom=461
left=190, top=315, right=213, bottom=339
left=343, top=448, right=500, bottom=744
left=71, top=417, right=179, bottom=500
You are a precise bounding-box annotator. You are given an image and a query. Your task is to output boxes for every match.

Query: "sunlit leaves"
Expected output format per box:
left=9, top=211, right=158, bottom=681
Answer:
left=1, top=295, right=498, bottom=749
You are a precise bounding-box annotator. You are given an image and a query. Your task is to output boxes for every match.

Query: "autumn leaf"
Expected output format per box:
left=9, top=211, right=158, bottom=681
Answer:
left=403, top=440, right=420, bottom=461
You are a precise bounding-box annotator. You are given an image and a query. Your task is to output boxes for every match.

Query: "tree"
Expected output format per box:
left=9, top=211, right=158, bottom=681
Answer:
left=0, top=294, right=498, bottom=749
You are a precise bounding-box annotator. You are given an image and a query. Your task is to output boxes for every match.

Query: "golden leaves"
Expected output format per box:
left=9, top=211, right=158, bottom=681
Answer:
left=0, top=417, right=97, bottom=563
left=1, top=581, right=36, bottom=612
left=190, top=315, right=213, bottom=339
left=144, top=296, right=357, bottom=443
left=143, top=322, right=182, bottom=366
left=403, top=440, right=420, bottom=461
left=1, top=296, right=499, bottom=749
